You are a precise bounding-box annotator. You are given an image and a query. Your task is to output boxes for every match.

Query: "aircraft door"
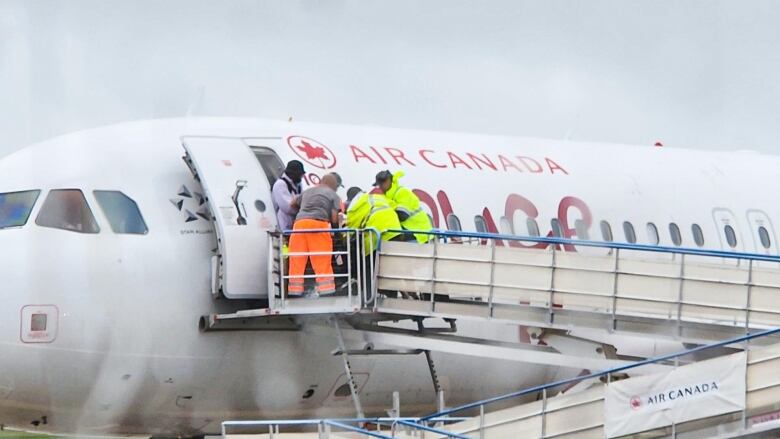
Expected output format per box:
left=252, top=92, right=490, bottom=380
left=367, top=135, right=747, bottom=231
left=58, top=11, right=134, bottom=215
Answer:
left=746, top=209, right=778, bottom=267
left=182, top=136, right=278, bottom=299
left=712, top=208, right=745, bottom=266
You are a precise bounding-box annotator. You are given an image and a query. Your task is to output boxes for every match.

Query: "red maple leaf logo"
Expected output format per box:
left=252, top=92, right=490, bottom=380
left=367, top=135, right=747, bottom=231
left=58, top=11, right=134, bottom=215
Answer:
left=297, top=140, right=328, bottom=160
left=287, top=135, right=337, bottom=169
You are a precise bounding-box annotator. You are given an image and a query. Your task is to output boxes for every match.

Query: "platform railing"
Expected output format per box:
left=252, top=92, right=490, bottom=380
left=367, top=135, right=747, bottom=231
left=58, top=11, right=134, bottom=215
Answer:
left=417, top=326, right=780, bottom=438
left=375, top=229, right=780, bottom=336
left=221, top=327, right=780, bottom=438
left=387, top=228, right=780, bottom=264
left=221, top=416, right=468, bottom=438
left=268, top=228, right=381, bottom=313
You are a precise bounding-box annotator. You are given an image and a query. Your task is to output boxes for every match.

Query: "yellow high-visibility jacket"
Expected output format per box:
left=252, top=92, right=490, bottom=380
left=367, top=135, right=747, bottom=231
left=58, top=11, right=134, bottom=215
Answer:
left=384, top=171, right=433, bottom=243
left=346, top=192, right=401, bottom=253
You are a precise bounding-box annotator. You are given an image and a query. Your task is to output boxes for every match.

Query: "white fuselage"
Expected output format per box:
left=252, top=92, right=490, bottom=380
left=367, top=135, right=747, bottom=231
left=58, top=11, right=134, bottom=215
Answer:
left=0, top=117, right=776, bottom=436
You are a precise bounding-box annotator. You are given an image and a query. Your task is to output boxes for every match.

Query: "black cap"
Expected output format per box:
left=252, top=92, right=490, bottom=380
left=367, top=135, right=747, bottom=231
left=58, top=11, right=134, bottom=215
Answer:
left=285, top=160, right=305, bottom=175
left=346, top=186, right=362, bottom=203
left=373, top=170, right=392, bottom=186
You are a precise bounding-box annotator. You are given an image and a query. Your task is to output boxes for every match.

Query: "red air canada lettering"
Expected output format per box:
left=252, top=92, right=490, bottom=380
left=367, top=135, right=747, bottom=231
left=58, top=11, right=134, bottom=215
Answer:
left=349, top=144, right=568, bottom=175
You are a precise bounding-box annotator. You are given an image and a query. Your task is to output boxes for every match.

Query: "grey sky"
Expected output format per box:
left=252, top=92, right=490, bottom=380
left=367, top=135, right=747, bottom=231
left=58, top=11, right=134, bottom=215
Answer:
left=2, top=0, right=780, bottom=156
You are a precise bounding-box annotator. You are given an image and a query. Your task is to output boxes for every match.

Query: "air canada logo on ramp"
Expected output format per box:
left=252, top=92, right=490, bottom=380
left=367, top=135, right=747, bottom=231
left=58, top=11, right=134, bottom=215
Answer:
left=287, top=135, right=337, bottom=170
left=629, top=396, right=641, bottom=410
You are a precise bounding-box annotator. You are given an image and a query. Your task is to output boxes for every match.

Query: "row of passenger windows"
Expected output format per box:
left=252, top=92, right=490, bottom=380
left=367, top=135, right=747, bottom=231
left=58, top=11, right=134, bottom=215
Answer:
left=461, top=214, right=773, bottom=250
left=0, top=189, right=147, bottom=234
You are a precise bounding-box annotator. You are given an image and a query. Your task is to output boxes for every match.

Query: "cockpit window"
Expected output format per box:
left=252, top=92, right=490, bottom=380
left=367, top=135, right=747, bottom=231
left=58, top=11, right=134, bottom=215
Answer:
left=35, top=189, right=100, bottom=234
left=0, top=190, right=41, bottom=229
left=94, top=191, right=148, bottom=235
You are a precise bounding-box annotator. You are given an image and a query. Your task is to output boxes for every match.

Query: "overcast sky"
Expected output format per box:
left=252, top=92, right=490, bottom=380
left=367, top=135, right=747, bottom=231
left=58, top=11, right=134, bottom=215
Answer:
left=2, top=0, right=780, bottom=156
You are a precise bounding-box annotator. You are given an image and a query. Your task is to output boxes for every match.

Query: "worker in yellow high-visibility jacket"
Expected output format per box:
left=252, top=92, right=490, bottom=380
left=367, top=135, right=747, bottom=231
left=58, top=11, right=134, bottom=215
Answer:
left=373, top=170, right=433, bottom=243
left=345, top=187, right=401, bottom=254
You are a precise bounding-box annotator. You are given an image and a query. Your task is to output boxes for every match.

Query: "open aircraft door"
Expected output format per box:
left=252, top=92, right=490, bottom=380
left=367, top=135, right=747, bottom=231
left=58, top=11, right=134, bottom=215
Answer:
left=182, top=136, right=277, bottom=299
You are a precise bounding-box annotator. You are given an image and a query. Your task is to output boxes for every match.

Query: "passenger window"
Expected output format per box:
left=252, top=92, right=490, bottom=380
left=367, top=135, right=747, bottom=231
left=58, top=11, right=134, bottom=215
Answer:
left=94, top=191, right=148, bottom=235
left=0, top=190, right=41, bottom=229
left=724, top=225, right=738, bottom=248
left=669, top=223, right=682, bottom=246
left=527, top=218, right=540, bottom=237
left=474, top=215, right=487, bottom=234
left=623, top=221, right=636, bottom=244
left=646, top=222, right=659, bottom=245
left=251, top=146, right=285, bottom=188
left=550, top=218, right=562, bottom=238
left=600, top=220, right=613, bottom=242
left=759, top=226, right=771, bottom=249
left=574, top=219, right=589, bottom=240
left=446, top=214, right=462, bottom=232
left=36, top=190, right=100, bottom=234
left=692, top=224, right=705, bottom=247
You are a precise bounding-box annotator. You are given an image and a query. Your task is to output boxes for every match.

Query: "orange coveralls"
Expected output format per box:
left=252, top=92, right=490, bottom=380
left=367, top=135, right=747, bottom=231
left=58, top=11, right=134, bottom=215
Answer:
left=287, top=218, right=335, bottom=295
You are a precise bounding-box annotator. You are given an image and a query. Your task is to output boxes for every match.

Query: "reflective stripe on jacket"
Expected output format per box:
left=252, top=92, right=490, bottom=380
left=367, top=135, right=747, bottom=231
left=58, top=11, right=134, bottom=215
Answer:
left=346, top=193, right=401, bottom=253
left=385, top=171, right=433, bottom=243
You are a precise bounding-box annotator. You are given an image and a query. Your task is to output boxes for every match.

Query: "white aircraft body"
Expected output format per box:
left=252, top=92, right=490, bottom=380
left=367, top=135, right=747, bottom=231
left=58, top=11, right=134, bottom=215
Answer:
left=0, top=118, right=774, bottom=437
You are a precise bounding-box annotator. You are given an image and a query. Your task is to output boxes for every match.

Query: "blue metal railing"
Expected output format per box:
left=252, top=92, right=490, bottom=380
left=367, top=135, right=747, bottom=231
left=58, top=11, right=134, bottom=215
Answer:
left=421, top=326, right=780, bottom=421
left=221, top=417, right=468, bottom=438
left=387, top=228, right=780, bottom=263
left=224, top=327, right=780, bottom=437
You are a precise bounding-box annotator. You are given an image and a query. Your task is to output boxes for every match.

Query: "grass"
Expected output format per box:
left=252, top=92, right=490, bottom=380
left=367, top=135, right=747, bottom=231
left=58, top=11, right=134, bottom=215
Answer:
left=0, top=431, right=58, bottom=438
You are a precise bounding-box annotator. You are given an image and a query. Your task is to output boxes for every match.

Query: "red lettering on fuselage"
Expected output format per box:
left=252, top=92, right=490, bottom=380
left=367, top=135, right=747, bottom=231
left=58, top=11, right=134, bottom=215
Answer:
left=557, top=196, right=592, bottom=251
left=546, top=158, right=569, bottom=175
left=447, top=152, right=473, bottom=170
left=413, top=189, right=439, bottom=228
left=517, top=156, right=543, bottom=173
left=384, top=147, right=416, bottom=166
left=347, top=144, right=569, bottom=176
left=370, top=146, right=388, bottom=164
left=350, top=145, right=376, bottom=164
left=467, top=153, right=497, bottom=171
left=420, top=149, right=447, bottom=168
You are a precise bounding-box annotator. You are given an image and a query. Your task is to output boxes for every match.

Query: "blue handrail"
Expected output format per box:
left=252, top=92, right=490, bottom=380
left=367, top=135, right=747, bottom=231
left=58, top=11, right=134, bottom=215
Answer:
left=421, top=326, right=780, bottom=421
left=221, top=328, right=780, bottom=436
left=388, top=228, right=780, bottom=263
left=395, top=419, right=470, bottom=438
left=278, top=227, right=383, bottom=250
left=325, top=420, right=393, bottom=439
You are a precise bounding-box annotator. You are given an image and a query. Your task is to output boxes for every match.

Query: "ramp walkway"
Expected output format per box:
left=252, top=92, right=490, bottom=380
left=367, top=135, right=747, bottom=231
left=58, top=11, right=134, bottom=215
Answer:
left=205, top=229, right=780, bottom=346
left=222, top=327, right=780, bottom=439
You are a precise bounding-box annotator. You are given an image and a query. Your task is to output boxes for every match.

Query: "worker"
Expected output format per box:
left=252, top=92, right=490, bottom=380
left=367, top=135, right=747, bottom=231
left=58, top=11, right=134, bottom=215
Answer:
left=271, top=160, right=305, bottom=231
left=373, top=170, right=433, bottom=243
left=287, top=173, right=342, bottom=297
left=345, top=186, right=402, bottom=254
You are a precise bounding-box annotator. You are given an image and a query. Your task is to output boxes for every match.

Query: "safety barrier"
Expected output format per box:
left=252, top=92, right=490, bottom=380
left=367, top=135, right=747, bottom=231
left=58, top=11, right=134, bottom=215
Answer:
left=222, top=327, right=780, bottom=438
left=375, top=229, right=780, bottom=342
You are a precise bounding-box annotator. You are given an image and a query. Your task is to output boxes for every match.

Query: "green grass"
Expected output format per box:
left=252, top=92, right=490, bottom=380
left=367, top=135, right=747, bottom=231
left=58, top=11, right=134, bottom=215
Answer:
left=0, top=431, right=58, bottom=438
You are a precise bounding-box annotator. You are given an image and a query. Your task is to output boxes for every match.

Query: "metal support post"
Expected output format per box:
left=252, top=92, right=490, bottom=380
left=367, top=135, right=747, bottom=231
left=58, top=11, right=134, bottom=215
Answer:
left=430, top=238, right=438, bottom=313
left=675, top=254, right=686, bottom=339
left=610, top=248, right=620, bottom=332
left=333, top=318, right=365, bottom=419
left=548, top=246, right=556, bottom=325
left=487, top=238, right=497, bottom=318
left=479, top=404, right=485, bottom=439
left=541, top=387, right=548, bottom=438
